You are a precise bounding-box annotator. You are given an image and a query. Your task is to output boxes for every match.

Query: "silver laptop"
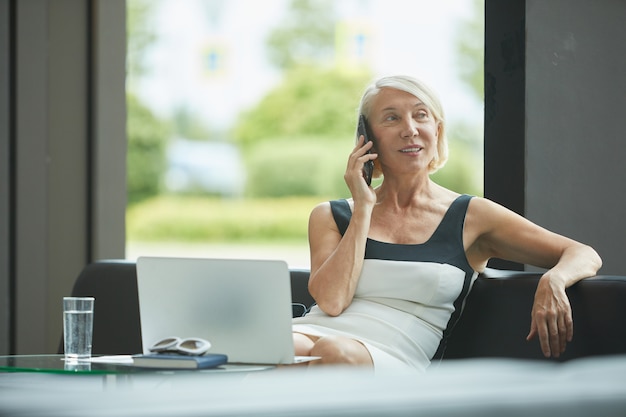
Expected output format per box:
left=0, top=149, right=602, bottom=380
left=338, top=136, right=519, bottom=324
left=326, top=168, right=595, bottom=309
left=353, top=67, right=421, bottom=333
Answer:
left=136, top=256, right=315, bottom=365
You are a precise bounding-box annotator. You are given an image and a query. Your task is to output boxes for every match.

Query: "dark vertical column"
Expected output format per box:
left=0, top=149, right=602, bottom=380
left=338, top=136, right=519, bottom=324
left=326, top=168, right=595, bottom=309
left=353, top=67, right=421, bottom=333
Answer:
left=484, top=0, right=526, bottom=270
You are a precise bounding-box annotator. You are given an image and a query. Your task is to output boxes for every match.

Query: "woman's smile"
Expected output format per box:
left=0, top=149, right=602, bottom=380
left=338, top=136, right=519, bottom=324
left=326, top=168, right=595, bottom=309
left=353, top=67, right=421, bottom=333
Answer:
left=399, top=145, right=424, bottom=154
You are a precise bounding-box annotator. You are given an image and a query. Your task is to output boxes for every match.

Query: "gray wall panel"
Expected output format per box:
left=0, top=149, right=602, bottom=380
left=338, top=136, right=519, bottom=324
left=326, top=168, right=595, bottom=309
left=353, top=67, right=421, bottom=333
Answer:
left=525, top=0, right=626, bottom=274
left=11, top=0, right=126, bottom=354
left=15, top=0, right=50, bottom=354
left=0, top=0, right=10, bottom=355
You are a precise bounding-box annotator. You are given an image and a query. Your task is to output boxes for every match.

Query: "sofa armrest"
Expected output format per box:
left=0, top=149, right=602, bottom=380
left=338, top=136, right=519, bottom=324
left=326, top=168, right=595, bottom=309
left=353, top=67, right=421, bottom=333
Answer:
left=290, top=268, right=315, bottom=316
left=443, top=268, right=626, bottom=360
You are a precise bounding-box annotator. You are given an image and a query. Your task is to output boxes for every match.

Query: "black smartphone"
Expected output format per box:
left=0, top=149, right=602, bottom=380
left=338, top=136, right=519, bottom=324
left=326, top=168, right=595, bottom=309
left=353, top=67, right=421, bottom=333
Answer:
left=357, top=114, right=375, bottom=186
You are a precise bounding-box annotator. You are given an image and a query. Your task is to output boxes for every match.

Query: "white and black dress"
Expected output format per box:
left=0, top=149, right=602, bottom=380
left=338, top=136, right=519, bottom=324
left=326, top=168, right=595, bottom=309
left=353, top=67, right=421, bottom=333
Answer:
left=292, top=194, right=478, bottom=372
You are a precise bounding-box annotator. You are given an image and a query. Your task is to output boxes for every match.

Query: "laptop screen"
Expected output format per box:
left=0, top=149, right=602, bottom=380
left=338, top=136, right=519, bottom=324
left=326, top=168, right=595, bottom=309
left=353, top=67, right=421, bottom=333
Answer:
left=136, top=256, right=295, bottom=364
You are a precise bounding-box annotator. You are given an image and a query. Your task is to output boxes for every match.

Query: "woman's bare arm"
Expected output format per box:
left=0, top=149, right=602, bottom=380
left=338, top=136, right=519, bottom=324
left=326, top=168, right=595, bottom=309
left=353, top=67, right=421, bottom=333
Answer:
left=465, top=197, right=602, bottom=357
left=307, top=136, right=378, bottom=316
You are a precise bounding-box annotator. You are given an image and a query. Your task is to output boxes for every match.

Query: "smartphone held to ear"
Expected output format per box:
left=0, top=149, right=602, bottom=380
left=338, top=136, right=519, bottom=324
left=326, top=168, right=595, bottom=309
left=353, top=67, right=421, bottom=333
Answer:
left=357, top=114, right=375, bottom=186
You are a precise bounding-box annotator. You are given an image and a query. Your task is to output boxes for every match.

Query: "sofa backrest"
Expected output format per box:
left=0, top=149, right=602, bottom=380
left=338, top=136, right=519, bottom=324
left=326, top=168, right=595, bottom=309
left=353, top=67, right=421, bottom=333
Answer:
left=63, top=260, right=142, bottom=354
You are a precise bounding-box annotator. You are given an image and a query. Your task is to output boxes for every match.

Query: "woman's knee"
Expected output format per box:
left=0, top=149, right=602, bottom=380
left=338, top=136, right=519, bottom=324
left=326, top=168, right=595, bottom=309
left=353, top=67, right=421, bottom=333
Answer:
left=310, top=336, right=372, bottom=366
left=293, top=332, right=316, bottom=356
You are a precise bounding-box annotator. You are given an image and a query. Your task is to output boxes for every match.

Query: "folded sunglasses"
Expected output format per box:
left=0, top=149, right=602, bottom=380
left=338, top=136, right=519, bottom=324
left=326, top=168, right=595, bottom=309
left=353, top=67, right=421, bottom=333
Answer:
left=148, top=336, right=212, bottom=356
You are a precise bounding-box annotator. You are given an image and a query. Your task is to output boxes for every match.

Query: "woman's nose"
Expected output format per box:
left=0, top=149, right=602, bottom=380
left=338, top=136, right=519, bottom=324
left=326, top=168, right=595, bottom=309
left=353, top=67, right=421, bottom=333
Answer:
left=401, top=120, right=419, bottom=138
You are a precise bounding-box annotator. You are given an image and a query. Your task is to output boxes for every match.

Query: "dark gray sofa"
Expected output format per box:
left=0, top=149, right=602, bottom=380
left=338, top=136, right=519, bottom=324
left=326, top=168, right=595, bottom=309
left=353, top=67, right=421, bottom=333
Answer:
left=65, top=260, right=626, bottom=361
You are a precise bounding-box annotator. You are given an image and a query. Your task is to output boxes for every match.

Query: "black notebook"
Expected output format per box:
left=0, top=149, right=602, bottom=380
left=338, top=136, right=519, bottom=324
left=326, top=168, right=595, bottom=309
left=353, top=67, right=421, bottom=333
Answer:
left=132, top=353, right=228, bottom=369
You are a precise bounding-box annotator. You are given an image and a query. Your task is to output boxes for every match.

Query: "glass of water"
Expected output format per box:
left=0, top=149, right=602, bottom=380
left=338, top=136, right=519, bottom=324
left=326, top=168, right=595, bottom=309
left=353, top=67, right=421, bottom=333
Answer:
left=63, top=297, right=94, bottom=361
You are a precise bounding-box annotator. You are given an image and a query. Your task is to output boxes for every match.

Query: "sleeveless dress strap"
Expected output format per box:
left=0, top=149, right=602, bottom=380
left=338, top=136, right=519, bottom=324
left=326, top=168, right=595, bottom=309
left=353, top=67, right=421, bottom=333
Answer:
left=330, top=195, right=473, bottom=239
left=329, top=199, right=351, bottom=236
left=429, top=194, right=473, bottom=244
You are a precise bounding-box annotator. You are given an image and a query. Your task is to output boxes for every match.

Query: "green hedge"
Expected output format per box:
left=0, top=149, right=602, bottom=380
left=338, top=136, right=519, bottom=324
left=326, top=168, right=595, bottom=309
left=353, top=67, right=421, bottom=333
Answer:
left=243, top=136, right=353, bottom=198
left=243, top=134, right=482, bottom=199
left=127, top=196, right=324, bottom=243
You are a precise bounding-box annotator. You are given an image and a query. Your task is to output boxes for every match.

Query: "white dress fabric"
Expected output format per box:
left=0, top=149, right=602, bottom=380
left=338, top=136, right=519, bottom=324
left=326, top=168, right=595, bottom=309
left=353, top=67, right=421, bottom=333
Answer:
left=293, top=195, right=478, bottom=373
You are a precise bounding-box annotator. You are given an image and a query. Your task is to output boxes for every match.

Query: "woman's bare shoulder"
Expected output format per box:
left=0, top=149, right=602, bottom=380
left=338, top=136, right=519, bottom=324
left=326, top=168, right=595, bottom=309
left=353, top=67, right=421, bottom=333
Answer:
left=310, top=198, right=354, bottom=215
left=466, top=196, right=517, bottom=220
left=309, top=200, right=347, bottom=226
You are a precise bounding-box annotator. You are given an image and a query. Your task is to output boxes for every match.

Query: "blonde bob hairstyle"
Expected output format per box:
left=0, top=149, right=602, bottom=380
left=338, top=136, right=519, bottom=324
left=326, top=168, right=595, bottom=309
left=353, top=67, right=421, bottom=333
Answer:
left=356, top=75, right=449, bottom=176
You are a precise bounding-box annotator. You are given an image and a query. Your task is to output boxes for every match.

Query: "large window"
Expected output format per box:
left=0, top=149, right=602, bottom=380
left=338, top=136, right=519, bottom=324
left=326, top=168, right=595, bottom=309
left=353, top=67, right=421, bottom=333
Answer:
left=125, top=0, right=484, bottom=268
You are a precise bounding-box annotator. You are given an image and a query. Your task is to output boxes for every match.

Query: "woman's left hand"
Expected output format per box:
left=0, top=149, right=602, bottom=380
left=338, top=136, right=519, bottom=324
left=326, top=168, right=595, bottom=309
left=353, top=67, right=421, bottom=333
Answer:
left=526, top=274, right=573, bottom=358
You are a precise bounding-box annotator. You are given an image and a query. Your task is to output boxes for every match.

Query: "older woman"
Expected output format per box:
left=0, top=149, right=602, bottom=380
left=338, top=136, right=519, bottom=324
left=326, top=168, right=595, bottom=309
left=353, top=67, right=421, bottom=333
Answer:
left=292, top=75, right=601, bottom=373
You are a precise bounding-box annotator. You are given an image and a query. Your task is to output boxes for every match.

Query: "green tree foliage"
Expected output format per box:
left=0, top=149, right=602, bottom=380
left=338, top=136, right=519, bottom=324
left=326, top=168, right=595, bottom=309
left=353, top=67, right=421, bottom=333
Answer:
left=126, top=94, right=170, bottom=204
left=234, top=66, right=372, bottom=148
left=126, top=0, right=157, bottom=86
left=236, top=0, right=486, bottom=199
left=126, top=0, right=169, bottom=204
left=430, top=0, right=486, bottom=197
left=266, top=0, right=336, bottom=70
left=455, top=0, right=485, bottom=101
left=235, top=0, right=367, bottom=198
left=431, top=121, right=484, bottom=196
left=233, top=66, right=371, bottom=198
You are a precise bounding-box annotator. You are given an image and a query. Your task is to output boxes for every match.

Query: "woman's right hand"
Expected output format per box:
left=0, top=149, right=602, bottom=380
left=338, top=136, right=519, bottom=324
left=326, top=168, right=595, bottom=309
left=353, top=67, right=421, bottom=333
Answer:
left=308, top=136, right=377, bottom=315
left=344, top=135, right=377, bottom=206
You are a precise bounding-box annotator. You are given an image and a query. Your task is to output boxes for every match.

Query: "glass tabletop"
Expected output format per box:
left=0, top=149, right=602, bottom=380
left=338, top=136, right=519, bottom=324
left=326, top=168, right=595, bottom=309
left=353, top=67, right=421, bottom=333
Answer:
left=0, top=355, right=136, bottom=374
left=0, top=355, right=275, bottom=375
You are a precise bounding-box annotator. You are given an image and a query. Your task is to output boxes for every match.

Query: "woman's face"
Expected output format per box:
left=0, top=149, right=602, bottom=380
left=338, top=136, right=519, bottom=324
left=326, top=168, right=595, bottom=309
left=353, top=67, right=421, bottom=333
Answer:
left=368, top=87, right=440, bottom=176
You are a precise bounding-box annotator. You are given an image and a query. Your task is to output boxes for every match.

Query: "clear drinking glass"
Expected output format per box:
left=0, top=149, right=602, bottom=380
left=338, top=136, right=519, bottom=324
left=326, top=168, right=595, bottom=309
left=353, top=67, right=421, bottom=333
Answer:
left=63, top=297, right=94, bottom=361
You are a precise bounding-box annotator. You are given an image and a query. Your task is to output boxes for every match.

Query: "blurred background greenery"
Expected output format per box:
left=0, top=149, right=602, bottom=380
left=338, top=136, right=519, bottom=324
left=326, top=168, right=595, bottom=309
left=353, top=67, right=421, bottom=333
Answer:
left=125, top=0, right=484, bottom=265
